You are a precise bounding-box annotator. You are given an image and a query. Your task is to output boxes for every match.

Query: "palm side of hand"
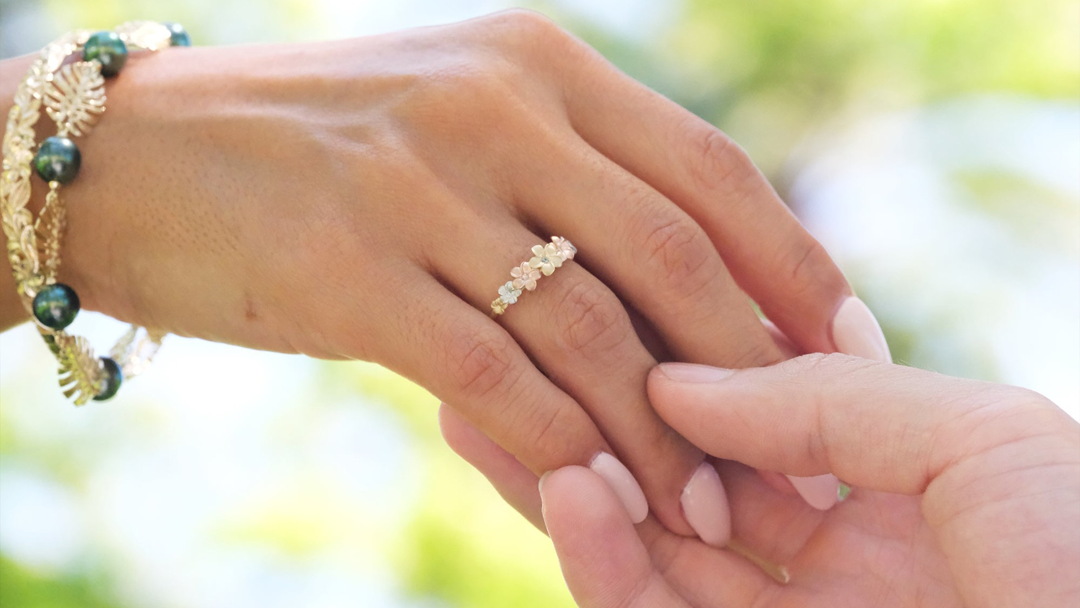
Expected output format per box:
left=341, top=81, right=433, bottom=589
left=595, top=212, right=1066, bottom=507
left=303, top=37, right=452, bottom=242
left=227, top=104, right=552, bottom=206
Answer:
left=560, top=463, right=959, bottom=608
left=444, top=355, right=1080, bottom=607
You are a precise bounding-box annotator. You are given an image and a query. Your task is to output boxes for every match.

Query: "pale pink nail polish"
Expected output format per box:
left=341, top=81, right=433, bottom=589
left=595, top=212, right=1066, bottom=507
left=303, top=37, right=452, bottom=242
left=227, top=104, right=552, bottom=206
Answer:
left=831, top=296, right=892, bottom=363
left=658, top=362, right=735, bottom=383
left=787, top=474, right=840, bottom=511
left=589, top=452, right=649, bottom=524
left=681, top=462, right=731, bottom=547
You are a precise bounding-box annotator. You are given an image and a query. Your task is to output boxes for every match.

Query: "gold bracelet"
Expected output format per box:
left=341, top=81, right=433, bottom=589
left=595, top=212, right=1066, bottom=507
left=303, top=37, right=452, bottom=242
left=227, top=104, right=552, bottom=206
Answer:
left=1, top=21, right=190, bottom=405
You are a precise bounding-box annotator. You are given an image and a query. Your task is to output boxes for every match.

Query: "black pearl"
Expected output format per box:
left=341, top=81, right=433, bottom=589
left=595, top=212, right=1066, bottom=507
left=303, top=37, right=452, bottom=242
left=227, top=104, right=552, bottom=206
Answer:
left=83, top=31, right=128, bottom=77
left=32, top=283, right=80, bottom=330
left=163, top=22, right=191, bottom=47
left=93, top=357, right=123, bottom=401
left=33, top=136, right=81, bottom=184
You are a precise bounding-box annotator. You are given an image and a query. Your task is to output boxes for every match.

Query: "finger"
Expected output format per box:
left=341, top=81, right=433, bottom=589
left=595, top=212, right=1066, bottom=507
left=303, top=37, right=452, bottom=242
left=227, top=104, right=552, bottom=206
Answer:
left=375, top=269, right=626, bottom=501
left=716, top=460, right=824, bottom=568
left=761, top=317, right=802, bottom=360
left=560, top=46, right=893, bottom=360
left=544, top=465, right=777, bottom=608
left=439, top=402, right=545, bottom=531
left=541, top=466, right=691, bottom=608
left=443, top=407, right=779, bottom=603
left=648, top=354, right=1063, bottom=494
left=435, top=217, right=725, bottom=540
left=519, top=136, right=784, bottom=369
left=442, top=399, right=820, bottom=565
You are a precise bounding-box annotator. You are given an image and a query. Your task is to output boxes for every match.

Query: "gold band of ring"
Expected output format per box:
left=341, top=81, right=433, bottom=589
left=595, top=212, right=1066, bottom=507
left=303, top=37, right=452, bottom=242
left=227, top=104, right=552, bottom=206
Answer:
left=491, top=236, right=577, bottom=315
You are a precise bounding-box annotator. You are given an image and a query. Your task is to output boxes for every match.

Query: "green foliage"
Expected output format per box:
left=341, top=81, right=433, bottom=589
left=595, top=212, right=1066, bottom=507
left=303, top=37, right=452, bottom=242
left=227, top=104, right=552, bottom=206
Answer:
left=0, top=556, right=119, bottom=608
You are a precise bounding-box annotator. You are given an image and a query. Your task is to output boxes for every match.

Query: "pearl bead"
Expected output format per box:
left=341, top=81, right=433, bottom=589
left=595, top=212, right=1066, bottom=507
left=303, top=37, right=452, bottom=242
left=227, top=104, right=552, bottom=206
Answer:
left=93, top=357, right=123, bottom=401
left=83, top=31, right=128, bottom=77
left=32, top=283, right=80, bottom=330
left=33, top=136, right=81, bottom=184
left=163, top=22, right=192, bottom=47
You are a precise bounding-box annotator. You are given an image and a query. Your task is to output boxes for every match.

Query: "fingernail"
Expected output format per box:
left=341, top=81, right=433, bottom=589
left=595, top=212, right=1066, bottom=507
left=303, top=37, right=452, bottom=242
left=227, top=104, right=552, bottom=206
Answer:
left=589, top=452, right=649, bottom=524
left=538, top=470, right=553, bottom=493
left=831, top=296, right=892, bottom=362
left=680, top=462, right=731, bottom=547
left=657, top=362, right=735, bottom=383
left=787, top=474, right=840, bottom=510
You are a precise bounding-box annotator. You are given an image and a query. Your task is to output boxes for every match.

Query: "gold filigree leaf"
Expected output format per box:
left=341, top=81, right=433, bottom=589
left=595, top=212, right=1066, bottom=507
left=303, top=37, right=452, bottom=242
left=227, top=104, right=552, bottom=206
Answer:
left=34, top=186, right=65, bottom=281
left=51, top=331, right=104, bottom=406
left=110, top=325, right=166, bottom=379
left=41, top=29, right=91, bottom=74
left=115, top=21, right=171, bottom=51
left=44, top=61, right=106, bottom=137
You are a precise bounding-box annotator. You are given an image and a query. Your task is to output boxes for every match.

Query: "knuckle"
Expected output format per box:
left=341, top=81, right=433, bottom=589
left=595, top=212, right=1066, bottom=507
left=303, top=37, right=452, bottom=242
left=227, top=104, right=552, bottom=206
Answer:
left=484, top=8, right=563, bottom=42
left=479, top=9, right=575, bottom=67
left=553, top=276, right=632, bottom=356
left=688, top=127, right=761, bottom=195
left=638, top=212, right=721, bottom=296
left=784, top=239, right=831, bottom=295
left=520, top=403, right=574, bottom=460
left=446, top=329, right=518, bottom=401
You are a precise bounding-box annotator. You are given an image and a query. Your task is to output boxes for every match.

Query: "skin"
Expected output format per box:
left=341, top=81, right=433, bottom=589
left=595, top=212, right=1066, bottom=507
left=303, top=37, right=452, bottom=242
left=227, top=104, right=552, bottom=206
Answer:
left=441, top=354, right=1080, bottom=607
left=0, top=11, right=854, bottom=535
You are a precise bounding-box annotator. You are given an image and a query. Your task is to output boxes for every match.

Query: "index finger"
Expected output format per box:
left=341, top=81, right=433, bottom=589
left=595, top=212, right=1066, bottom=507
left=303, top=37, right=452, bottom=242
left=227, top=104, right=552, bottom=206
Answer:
left=559, top=39, right=888, bottom=360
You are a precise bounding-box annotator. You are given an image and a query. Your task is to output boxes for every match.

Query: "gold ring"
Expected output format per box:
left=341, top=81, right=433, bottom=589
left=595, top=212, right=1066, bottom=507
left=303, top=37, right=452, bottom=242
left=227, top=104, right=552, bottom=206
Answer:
left=491, top=236, right=577, bottom=315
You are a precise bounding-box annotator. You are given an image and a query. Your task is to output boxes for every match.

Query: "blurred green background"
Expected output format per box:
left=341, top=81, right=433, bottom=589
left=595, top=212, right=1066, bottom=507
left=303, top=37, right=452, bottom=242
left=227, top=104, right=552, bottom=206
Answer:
left=1, top=0, right=1077, bottom=606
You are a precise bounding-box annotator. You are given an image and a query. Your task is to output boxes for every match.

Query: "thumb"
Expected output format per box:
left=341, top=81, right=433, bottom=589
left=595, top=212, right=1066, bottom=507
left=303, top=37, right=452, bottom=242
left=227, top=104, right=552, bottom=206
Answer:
left=647, top=353, right=1063, bottom=495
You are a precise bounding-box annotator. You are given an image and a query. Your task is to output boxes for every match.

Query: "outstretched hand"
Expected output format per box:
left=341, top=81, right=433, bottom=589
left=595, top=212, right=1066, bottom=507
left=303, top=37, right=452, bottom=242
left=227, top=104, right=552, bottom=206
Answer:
left=1, top=9, right=882, bottom=535
left=442, top=354, right=1080, bottom=607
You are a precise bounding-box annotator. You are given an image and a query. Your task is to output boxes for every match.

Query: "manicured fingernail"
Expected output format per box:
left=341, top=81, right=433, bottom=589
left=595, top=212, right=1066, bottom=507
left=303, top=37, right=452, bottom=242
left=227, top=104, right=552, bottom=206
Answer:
left=787, top=474, right=840, bottom=510
left=837, top=482, right=852, bottom=502
left=831, top=296, right=892, bottom=362
left=657, top=362, right=735, bottom=383
left=680, top=462, right=731, bottom=547
left=538, top=470, right=553, bottom=493
left=589, top=452, right=648, bottom=524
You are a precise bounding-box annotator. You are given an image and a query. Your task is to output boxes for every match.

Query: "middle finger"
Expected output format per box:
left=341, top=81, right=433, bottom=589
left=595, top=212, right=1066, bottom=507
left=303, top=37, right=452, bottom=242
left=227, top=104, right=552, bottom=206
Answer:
left=434, top=215, right=725, bottom=541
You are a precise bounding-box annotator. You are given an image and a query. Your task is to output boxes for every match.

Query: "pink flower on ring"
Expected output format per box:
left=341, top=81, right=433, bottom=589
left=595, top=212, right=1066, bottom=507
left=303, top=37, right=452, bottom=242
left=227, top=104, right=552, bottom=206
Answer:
left=551, top=236, right=576, bottom=261
left=529, top=243, right=564, bottom=276
left=511, top=262, right=540, bottom=291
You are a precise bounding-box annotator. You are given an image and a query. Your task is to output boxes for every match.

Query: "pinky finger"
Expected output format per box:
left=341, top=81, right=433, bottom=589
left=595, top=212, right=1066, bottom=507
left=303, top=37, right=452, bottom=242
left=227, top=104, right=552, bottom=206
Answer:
left=439, top=402, right=545, bottom=531
left=541, top=466, right=691, bottom=608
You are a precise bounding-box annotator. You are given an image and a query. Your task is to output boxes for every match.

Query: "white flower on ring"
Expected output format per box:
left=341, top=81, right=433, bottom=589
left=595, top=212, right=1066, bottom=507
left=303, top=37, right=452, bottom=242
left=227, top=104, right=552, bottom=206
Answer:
left=529, top=244, right=564, bottom=276
left=510, top=262, right=540, bottom=291
left=551, top=236, right=576, bottom=261
left=498, top=281, right=522, bottom=305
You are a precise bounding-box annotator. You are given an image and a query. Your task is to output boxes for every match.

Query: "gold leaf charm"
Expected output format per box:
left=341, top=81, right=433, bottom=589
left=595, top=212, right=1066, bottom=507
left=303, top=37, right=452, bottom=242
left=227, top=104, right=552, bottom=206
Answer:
left=115, top=21, right=171, bottom=51
left=49, top=331, right=105, bottom=406
left=44, top=61, right=105, bottom=137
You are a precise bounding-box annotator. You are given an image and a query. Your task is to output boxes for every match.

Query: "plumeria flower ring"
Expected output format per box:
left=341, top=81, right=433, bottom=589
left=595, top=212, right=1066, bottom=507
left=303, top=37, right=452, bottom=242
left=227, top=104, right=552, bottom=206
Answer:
left=511, top=262, right=540, bottom=291
left=529, top=243, right=564, bottom=276
left=551, top=236, right=576, bottom=261
left=498, top=281, right=522, bottom=305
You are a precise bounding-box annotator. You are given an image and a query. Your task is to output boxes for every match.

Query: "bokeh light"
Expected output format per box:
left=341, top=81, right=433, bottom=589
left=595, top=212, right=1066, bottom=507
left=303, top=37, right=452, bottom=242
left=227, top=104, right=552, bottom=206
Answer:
left=1, top=0, right=1077, bottom=606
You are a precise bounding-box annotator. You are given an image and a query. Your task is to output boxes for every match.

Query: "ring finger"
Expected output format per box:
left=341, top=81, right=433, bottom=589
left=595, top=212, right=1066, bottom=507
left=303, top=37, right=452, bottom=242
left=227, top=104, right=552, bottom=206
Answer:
left=433, top=215, right=725, bottom=541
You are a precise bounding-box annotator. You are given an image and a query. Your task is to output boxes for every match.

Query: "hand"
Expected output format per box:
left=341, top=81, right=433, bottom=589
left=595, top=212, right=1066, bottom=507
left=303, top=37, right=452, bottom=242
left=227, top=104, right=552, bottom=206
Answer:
left=442, top=354, right=1080, bottom=607
left=1, top=11, right=880, bottom=534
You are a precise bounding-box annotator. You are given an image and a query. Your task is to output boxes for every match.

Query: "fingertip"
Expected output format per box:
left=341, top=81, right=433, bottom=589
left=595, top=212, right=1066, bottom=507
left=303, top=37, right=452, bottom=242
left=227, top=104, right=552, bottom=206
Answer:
left=539, top=466, right=612, bottom=531
left=786, top=474, right=840, bottom=511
